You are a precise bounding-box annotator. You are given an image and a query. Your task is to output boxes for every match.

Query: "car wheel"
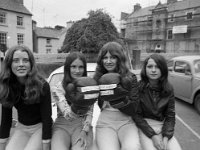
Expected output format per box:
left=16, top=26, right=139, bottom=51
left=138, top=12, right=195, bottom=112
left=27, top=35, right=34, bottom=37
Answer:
left=194, top=93, right=200, bottom=114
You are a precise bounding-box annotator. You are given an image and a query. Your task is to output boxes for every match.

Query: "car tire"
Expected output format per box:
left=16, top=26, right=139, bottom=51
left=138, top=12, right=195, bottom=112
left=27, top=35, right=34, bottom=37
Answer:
left=194, top=93, right=200, bottom=114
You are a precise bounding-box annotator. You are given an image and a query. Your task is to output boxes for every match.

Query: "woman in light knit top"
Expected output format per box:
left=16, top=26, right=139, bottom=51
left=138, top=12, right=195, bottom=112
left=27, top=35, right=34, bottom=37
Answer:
left=51, top=52, right=95, bottom=150
left=0, top=45, right=52, bottom=150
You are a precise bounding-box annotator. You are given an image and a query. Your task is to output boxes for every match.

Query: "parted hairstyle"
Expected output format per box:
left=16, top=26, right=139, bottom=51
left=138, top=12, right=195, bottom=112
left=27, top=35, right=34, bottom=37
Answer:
left=62, top=51, right=87, bottom=94
left=0, top=45, right=44, bottom=107
left=140, top=53, right=172, bottom=95
left=94, top=41, right=131, bottom=81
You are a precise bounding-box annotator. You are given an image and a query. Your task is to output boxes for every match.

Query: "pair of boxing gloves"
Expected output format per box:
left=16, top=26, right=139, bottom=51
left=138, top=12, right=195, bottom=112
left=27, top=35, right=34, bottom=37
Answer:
left=66, top=73, right=132, bottom=115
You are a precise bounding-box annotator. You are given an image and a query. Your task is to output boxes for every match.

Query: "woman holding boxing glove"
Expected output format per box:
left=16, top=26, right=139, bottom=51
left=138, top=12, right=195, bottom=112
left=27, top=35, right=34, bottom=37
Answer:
left=133, top=54, right=182, bottom=150
left=51, top=52, right=98, bottom=150
left=94, top=41, right=141, bottom=150
left=0, top=45, right=52, bottom=150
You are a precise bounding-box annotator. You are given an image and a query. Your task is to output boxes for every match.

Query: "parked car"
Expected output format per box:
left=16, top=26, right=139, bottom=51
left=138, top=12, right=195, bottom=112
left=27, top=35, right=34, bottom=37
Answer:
left=167, top=55, right=200, bottom=114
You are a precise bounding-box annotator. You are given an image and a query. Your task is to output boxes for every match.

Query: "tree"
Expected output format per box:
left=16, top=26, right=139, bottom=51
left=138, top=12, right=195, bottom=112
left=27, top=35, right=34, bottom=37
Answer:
left=61, top=9, right=120, bottom=53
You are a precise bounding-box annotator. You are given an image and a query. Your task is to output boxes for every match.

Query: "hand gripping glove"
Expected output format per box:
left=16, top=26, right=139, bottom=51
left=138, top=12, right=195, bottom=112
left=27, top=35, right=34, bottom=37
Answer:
left=98, top=73, right=130, bottom=108
left=66, top=77, right=99, bottom=115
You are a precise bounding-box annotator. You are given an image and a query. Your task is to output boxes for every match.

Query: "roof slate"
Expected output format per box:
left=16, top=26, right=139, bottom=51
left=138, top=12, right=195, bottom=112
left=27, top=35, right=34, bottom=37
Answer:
left=127, top=0, right=200, bottom=19
left=0, top=0, right=31, bottom=15
left=35, top=27, right=64, bottom=39
left=168, top=0, right=200, bottom=12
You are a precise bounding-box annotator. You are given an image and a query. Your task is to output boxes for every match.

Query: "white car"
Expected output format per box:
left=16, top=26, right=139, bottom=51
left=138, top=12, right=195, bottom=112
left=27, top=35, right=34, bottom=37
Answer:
left=167, top=55, right=200, bottom=114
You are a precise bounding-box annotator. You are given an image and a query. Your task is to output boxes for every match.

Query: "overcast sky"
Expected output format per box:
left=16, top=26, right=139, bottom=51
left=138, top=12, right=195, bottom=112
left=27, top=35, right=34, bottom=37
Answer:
left=24, top=0, right=167, bottom=28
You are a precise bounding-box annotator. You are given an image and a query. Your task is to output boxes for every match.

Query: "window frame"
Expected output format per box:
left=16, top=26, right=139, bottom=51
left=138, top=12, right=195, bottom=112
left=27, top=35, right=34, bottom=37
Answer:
left=46, top=48, right=51, bottom=53
left=186, top=11, right=193, bottom=20
left=0, top=11, right=6, bottom=24
left=167, top=29, right=173, bottom=40
left=174, top=61, right=190, bottom=74
left=17, top=33, right=24, bottom=45
left=46, top=38, right=51, bottom=44
left=168, top=14, right=175, bottom=22
left=17, top=16, right=24, bottom=26
left=0, top=32, right=7, bottom=45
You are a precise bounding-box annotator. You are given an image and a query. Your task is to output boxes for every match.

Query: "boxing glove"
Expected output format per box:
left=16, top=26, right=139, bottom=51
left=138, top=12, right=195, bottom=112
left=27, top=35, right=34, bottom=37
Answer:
left=98, top=73, right=130, bottom=108
left=66, top=77, right=99, bottom=115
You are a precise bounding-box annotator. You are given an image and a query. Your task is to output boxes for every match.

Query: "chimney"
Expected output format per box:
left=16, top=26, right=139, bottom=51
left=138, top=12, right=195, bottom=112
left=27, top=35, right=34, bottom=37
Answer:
left=32, top=20, right=37, bottom=30
left=134, top=3, right=141, bottom=12
left=15, top=0, right=23, bottom=4
left=167, top=0, right=177, bottom=4
left=66, top=21, right=74, bottom=29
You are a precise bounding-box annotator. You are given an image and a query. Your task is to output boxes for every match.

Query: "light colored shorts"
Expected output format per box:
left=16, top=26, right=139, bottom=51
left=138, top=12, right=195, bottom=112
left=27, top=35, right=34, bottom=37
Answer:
left=96, top=109, right=134, bottom=131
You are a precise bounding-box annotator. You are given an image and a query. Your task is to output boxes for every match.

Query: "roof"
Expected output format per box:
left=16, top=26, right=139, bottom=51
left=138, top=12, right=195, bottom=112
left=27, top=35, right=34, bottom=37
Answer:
left=171, top=55, right=200, bottom=62
left=126, top=0, right=200, bottom=19
left=35, top=27, right=63, bottom=39
left=168, top=0, right=200, bottom=12
left=0, top=0, right=32, bottom=15
left=128, top=5, right=155, bottom=18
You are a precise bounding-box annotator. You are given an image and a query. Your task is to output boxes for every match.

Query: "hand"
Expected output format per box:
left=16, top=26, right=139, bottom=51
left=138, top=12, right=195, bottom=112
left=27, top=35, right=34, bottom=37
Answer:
left=151, top=134, right=164, bottom=150
left=162, top=137, right=169, bottom=150
left=42, top=142, right=50, bottom=150
left=74, top=131, right=87, bottom=149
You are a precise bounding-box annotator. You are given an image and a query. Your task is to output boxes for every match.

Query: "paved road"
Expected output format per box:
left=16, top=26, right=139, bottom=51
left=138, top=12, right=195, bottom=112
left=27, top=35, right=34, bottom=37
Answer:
left=175, top=99, right=200, bottom=150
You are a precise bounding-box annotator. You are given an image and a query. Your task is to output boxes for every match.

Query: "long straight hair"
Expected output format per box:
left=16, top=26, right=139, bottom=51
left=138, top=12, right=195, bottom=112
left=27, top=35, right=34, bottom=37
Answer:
left=0, top=45, right=44, bottom=107
left=140, top=53, right=172, bottom=95
left=62, top=52, right=87, bottom=95
left=94, top=41, right=131, bottom=81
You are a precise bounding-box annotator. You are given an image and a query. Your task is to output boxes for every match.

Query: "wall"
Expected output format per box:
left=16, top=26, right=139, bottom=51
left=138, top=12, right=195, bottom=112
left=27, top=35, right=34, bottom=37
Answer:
left=0, top=10, right=32, bottom=50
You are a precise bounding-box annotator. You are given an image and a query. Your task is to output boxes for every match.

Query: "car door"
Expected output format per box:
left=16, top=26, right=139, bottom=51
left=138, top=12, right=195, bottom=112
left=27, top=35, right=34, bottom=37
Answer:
left=169, top=60, right=192, bottom=100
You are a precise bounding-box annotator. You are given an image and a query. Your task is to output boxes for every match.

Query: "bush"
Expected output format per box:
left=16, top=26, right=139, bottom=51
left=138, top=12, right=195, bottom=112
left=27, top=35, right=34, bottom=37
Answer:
left=36, top=62, right=64, bottom=79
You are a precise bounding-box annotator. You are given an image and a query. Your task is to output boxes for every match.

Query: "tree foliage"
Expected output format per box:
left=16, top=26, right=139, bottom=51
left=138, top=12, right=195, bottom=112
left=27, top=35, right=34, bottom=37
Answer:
left=61, top=9, right=120, bottom=53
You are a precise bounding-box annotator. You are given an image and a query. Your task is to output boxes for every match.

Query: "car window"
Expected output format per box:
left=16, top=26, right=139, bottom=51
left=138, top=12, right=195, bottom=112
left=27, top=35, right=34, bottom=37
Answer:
left=174, top=61, right=190, bottom=74
left=194, top=60, right=200, bottom=73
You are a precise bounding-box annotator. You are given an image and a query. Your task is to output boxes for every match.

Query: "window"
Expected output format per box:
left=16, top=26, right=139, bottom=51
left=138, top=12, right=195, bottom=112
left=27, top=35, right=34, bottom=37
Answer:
left=174, top=61, right=189, bottom=74
left=156, top=19, right=161, bottom=28
left=168, top=14, right=174, bottom=22
left=46, top=38, right=51, bottom=44
left=0, top=32, right=7, bottom=44
left=167, top=29, right=173, bottom=39
left=147, top=16, right=152, bottom=26
left=0, top=12, right=6, bottom=24
left=186, top=12, right=193, bottom=20
left=17, top=34, right=24, bottom=45
left=17, top=16, right=23, bottom=26
left=46, top=49, right=51, bottom=53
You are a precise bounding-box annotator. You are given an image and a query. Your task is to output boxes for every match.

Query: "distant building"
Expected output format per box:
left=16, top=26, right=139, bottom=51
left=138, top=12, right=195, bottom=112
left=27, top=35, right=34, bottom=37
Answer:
left=0, top=0, right=32, bottom=56
left=120, top=0, right=200, bottom=53
left=33, top=21, right=73, bottom=54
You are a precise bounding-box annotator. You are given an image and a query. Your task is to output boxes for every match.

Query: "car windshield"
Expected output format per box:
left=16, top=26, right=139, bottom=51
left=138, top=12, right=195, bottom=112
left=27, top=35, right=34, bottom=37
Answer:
left=194, top=59, right=200, bottom=74
left=49, top=73, right=64, bottom=88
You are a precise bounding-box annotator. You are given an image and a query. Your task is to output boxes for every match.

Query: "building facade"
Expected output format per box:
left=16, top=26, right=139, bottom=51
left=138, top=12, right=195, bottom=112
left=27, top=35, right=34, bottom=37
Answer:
left=121, top=0, right=200, bottom=53
left=0, top=0, right=32, bottom=56
left=33, top=21, right=73, bottom=54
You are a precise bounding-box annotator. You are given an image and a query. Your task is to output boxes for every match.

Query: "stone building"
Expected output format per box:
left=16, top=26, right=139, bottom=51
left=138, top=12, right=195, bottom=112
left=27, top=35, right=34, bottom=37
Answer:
left=120, top=0, right=200, bottom=53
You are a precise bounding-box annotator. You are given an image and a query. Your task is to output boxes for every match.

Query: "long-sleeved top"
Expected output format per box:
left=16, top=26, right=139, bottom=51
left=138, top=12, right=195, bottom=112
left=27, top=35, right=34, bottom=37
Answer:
left=52, top=81, right=93, bottom=132
left=0, top=81, right=52, bottom=141
left=133, top=82, right=175, bottom=139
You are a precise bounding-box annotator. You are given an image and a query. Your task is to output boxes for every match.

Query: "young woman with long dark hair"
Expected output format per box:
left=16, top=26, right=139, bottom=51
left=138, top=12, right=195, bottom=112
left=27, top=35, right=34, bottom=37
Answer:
left=0, top=45, right=52, bottom=150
